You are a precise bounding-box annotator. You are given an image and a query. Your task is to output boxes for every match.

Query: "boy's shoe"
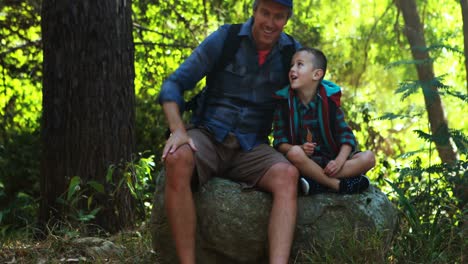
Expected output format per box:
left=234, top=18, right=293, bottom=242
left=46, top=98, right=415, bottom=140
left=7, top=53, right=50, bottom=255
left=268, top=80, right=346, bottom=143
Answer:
left=339, top=175, right=370, bottom=194
left=299, top=177, right=310, bottom=195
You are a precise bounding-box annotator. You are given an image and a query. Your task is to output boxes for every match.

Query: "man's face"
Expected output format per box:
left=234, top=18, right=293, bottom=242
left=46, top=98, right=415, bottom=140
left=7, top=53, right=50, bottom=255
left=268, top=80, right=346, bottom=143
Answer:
left=252, top=0, right=289, bottom=50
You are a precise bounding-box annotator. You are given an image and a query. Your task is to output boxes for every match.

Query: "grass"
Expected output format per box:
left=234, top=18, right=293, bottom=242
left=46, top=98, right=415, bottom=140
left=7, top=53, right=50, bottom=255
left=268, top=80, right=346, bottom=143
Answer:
left=290, top=226, right=398, bottom=264
left=1, top=217, right=464, bottom=264
left=0, top=223, right=160, bottom=264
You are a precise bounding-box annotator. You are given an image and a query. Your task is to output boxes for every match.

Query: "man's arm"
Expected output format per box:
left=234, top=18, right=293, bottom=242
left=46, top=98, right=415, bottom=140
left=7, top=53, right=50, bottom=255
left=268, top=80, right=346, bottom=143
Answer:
left=161, top=102, right=197, bottom=160
left=159, top=26, right=230, bottom=160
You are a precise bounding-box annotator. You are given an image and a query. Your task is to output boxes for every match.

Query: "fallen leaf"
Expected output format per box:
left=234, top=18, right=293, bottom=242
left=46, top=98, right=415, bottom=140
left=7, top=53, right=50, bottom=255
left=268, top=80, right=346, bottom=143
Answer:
left=306, top=128, right=313, bottom=143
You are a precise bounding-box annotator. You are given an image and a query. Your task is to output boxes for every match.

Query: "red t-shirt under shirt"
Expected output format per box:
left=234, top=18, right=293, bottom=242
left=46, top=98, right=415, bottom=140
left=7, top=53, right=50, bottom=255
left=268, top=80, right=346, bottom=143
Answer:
left=258, top=49, right=271, bottom=66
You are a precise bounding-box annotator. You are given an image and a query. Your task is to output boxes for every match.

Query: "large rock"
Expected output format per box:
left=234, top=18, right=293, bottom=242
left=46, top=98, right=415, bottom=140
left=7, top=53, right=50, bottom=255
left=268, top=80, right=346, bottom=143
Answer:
left=150, top=170, right=398, bottom=263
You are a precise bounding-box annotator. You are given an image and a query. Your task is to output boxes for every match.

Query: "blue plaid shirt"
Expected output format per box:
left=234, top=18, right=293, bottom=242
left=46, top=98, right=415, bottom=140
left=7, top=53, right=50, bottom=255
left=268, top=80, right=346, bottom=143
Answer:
left=158, top=18, right=300, bottom=151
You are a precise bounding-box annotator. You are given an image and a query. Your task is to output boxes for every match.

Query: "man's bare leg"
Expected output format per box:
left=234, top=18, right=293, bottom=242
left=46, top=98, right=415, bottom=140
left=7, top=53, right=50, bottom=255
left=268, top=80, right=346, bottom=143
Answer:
left=164, top=145, right=196, bottom=264
left=257, top=162, right=299, bottom=264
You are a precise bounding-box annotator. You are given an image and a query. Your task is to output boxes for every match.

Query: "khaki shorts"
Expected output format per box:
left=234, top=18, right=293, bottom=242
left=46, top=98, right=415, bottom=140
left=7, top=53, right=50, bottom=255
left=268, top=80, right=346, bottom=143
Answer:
left=188, top=127, right=290, bottom=188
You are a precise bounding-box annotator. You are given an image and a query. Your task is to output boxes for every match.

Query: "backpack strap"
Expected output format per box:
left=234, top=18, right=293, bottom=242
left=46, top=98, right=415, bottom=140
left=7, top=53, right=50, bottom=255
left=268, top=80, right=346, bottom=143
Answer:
left=281, top=33, right=296, bottom=80
left=186, top=24, right=242, bottom=112
left=211, top=24, right=243, bottom=74
left=187, top=25, right=296, bottom=113
left=207, top=24, right=296, bottom=90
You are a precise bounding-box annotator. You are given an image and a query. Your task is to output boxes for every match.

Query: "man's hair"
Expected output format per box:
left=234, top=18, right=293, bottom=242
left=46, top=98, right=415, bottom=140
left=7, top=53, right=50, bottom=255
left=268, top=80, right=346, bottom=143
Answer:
left=253, top=0, right=293, bottom=18
left=297, top=47, right=327, bottom=78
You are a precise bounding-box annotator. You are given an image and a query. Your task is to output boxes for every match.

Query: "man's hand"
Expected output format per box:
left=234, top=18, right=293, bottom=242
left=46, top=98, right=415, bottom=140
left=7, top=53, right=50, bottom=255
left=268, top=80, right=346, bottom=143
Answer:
left=161, top=128, right=197, bottom=161
left=301, top=142, right=316, bottom=156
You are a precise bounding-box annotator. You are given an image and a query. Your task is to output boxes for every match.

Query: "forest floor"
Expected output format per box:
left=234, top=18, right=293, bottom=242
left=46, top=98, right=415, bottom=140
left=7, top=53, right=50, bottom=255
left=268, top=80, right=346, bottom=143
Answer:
left=0, top=225, right=160, bottom=264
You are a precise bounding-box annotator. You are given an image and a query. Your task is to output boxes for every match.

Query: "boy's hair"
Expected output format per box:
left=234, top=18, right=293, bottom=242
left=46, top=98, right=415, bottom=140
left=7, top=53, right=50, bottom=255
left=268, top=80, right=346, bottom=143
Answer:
left=297, top=47, right=327, bottom=79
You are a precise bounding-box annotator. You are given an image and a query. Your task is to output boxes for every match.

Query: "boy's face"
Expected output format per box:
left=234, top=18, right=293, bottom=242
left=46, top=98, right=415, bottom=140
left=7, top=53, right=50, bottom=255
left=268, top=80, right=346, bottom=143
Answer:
left=289, top=50, right=323, bottom=90
left=252, top=0, right=289, bottom=50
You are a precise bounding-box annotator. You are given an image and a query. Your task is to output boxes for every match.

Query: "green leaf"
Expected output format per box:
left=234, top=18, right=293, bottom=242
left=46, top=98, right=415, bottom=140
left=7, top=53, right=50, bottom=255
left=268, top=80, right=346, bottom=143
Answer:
left=126, top=172, right=137, bottom=197
left=385, top=179, right=420, bottom=232
left=106, top=164, right=116, bottom=183
left=385, top=58, right=434, bottom=69
left=67, top=176, right=81, bottom=201
left=424, top=44, right=463, bottom=55
left=376, top=112, right=409, bottom=121
left=395, top=80, right=420, bottom=101
left=413, top=130, right=433, bottom=142
left=87, top=180, right=104, bottom=193
left=87, top=195, right=94, bottom=210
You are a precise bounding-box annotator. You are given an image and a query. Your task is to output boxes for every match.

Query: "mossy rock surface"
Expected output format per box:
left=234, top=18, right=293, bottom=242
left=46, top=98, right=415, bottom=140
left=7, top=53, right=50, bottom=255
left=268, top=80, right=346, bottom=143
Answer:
left=150, top=170, right=398, bottom=263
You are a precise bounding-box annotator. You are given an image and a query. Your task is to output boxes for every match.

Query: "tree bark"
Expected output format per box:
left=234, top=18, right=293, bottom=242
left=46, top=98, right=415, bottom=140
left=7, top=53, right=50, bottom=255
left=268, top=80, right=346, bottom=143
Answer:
left=461, top=0, right=468, bottom=93
left=395, top=0, right=457, bottom=164
left=40, top=0, right=136, bottom=233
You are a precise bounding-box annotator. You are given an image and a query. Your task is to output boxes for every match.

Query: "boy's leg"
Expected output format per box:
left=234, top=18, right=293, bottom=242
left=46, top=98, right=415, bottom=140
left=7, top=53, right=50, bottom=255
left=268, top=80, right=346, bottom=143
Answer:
left=338, top=175, right=370, bottom=194
left=331, top=150, right=376, bottom=179
left=286, top=145, right=340, bottom=191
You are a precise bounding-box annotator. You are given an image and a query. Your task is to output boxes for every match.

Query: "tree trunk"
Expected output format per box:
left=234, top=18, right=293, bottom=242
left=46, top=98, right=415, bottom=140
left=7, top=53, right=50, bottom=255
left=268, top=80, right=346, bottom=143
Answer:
left=395, top=0, right=457, bottom=164
left=40, top=0, right=136, bottom=233
left=461, top=0, right=468, bottom=93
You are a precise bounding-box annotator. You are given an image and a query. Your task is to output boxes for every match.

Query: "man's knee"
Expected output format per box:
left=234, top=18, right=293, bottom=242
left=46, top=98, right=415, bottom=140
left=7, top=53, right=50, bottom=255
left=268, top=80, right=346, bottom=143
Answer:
left=165, top=144, right=195, bottom=169
left=270, top=163, right=299, bottom=194
left=164, top=145, right=195, bottom=189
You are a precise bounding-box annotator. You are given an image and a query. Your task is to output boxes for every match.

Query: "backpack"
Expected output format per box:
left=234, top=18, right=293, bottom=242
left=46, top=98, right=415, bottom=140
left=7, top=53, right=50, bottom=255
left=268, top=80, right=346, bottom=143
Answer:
left=184, top=23, right=297, bottom=114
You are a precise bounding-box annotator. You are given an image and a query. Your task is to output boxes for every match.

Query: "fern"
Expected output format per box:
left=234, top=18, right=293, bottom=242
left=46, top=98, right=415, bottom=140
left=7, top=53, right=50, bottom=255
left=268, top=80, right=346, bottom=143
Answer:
left=398, top=149, right=427, bottom=159
left=413, top=129, right=433, bottom=143
left=376, top=112, right=409, bottom=121
left=450, top=129, right=468, bottom=155
left=424, top=44, right=464, bottom=55
left=396, top=80, right=420, bottom=100
left=385, top=58, right=434, bottom=69
left=394, top=75, right=451, bottom=103
left=429, top=75, right=450, bottom=90
left=444, top=90, right=468, bottom=102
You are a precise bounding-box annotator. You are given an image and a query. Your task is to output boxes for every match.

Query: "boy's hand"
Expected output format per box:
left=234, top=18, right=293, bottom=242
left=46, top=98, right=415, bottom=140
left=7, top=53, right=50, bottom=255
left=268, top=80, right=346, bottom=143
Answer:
left=162, top=128, right=197, bottom=161
left=324, top=159, right=344, bottom=177
left=302, top=142, right=316, bottom=156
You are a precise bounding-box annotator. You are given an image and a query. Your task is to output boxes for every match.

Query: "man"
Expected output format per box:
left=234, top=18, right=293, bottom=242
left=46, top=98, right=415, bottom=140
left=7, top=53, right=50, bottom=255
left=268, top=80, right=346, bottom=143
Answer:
left=158, top=1, right=300, bottom=263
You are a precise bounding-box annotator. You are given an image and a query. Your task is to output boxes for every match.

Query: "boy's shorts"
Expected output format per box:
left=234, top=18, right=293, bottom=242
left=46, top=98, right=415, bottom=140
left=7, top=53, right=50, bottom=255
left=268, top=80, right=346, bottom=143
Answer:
left=310, top=155, right=331, bottom=169
left=310, top=150, right=361, bottom=169
left=187, top=127, right=290, bottom=188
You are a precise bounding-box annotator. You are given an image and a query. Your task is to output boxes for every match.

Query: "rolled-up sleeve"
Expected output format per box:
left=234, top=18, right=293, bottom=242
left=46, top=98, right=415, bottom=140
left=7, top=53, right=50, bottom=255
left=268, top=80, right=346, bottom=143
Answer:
left=273, top=105, right=289, bottom=148
left=158, top=25, right=229, bottom=111
left=335, top=107, right=357, bottom=151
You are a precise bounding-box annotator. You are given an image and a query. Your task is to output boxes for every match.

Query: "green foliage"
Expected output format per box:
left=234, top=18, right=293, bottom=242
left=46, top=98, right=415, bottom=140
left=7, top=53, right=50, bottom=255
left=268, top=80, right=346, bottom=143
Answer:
left=0, top=0, right=466, bottom=262
left=386, top=159, right=466, bottom=263
left=52, top=153, right=156, bottom=229
left=298, top=230, right=389, bottom=263
left=106, top=152, right=156, bottom=219
left=450, top=129, right=468, bottom=155
left=0, top=184, right=37, bottom=242
left=0, top=0, right=42, bottom=238
left=56, top=176, right=104, bottom=224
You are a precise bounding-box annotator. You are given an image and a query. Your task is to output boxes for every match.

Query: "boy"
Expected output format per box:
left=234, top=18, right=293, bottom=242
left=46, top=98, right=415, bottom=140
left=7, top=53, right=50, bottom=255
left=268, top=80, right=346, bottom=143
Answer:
left=273, top=47, right=375, bottom=195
